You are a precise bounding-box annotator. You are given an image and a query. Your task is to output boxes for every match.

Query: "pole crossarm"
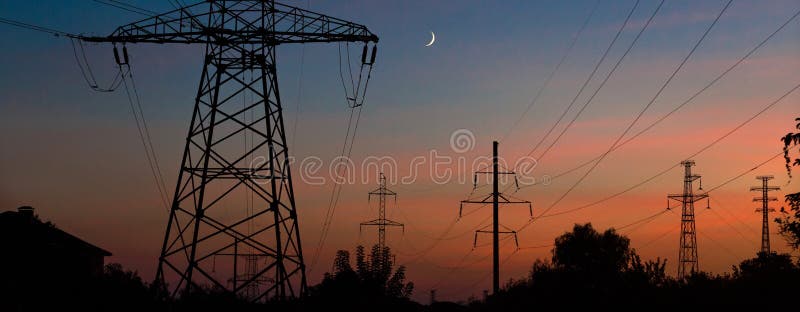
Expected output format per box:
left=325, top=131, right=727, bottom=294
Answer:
left=474, top=223, right=519, bottom=248
left=81, top=0, right=379, bottom=45
left=668, top=192, right=709, bottom=203
left=458, top=141, right=532, bottom=295
left=360, top=219, right=404, bottom=228
left=460, top=195, right=532, bottom=219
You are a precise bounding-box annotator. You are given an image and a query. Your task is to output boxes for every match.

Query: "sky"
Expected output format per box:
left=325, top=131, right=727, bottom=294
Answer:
left=1, top=0, right=799, bottom=303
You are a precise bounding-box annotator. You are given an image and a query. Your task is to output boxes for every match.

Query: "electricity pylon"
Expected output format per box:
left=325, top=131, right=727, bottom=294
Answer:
left=82, top=1, right=378, bottom=301
left=751, top=175, right=780, bottom=254
left=668, top=160, right=708, bottom=279
left=460, top=141, right=532, bottom=295
left=360, top=173, right=404, bottom=249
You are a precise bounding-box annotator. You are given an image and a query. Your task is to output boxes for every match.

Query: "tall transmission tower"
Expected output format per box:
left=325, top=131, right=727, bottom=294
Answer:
left=751, top=175, right=780, bottom=254
left=460, top=141, right=532, bottom=295
left=667, top=160, right=709, bottom=279
left=360, top=173, right=404, bottom=249
left=81, top=1, right=379, bottom=301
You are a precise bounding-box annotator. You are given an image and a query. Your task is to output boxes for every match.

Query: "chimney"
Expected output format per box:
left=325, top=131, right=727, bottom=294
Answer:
left=17, top=206, right=34, bottom=220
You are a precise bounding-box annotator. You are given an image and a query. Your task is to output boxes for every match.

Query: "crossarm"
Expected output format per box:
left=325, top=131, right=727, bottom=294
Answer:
left=81, top=1, right=378, bottom=45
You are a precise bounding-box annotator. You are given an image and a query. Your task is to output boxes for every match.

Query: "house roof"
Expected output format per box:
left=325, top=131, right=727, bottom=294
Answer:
left=0, top=208, right=112, bottom=257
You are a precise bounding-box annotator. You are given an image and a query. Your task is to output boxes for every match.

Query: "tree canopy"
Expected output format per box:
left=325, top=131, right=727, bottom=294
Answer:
left=777, top=117, right=800, bottom=249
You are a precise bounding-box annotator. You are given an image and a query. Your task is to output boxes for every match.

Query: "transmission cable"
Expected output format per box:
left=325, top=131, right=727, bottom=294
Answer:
left=520, top=0, right=640, bottom=160
left=519, top=147, right=790, bottom=234
left=538, top=0, right=733, bottom=219
left=0, top=16, right=77, bottom=38
left=310, top=42, right=376, bottom=272
left=450, top=150, right=782, bottom=297
left=291, top=1, right=309, bottom=149
left=514, top=5, right=800, bottom=192
left=500, top=0, right=600, bottom=143
left=120, top=66, right=171, bottom=212
left=93, top=0, right=157, bottom=16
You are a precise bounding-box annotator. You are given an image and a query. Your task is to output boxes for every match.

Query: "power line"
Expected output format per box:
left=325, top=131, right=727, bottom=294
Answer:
left=710, top=196, right=759, bottom=235
left=120, top=66, right=170, bottom=212
left=705, top=205, right=759, bottom=246
left=291, top=4, right=308, bottom=150
left=517, top=146, right=790, bottom=235
left=92, top=0, right=157, bottom=16
left=431, top=147, right=780, bottom=297
left=438, top=54, right=799, bottom=298
left=638, top=225, right=678, bottom=250
left=429, top=235, right=516, bottom=298
left=538, top=0, right=732, bottom=219
left=127, top=66, right=171, bottom=212
left=500, top=0, right=600, bottom=143
left=521, top=0, right=641, bottom=160
left=398, top=206, right=492, bottom=243
left=697, top=228, right=748, bottom=261
left=398, top=211, right=492, bottom=265
left=422, top=81, right=793, bottom=295
left=69, top=38, right=125, bottom=92
left=310, top=105, right=359, bottom=271
left=310, top=42, right=376, bottom=272
left=533, top=0, right=662, bottom=164
left=618, top=207, right=674, bottom=232
left=9, top=10, right=171, bottom=212
left=515, top=5, right=800, bottom=193
left=522, top=79, right=799, bottom=227
left=534, top=149, right=786, bottom=230
left=0, top=16, right=77, bottom=38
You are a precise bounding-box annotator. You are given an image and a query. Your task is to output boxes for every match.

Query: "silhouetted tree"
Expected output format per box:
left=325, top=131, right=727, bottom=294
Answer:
left=627, top=253, right=669, bottom=288
left=552, top=223, right=632, bottom=274
left=88, top=263, right=165, bottom=311
left=309, top=245, right=417, bottom=311
left=725, top=252, right=800, bottom=307
left=777, top=117, right=800, bottom=249
left=476, top=223, right=670, bottom=311
left=734, top=252, right=798, bottom=280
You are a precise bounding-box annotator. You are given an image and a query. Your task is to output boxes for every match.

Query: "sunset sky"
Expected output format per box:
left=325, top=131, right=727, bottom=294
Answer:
left=1, top=0, right=799, bottom=302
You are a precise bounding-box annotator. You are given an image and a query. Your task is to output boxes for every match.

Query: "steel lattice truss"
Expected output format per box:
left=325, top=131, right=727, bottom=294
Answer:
left=750, top=175, right=779, bottom=254
left=668, top=160, right=708, bottom=279
left=83, top=1, right=377, bottom=45
left=82, top=0, right=378, bottom=301
left=360, top=173, right=404, bottom=249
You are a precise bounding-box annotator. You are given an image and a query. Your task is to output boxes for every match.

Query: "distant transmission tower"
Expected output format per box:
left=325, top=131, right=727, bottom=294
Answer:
left=460, top=141, right=532, bottom=295
left=668, top=160, right=708, bottom=279
left=360, top=173, right=404, bottom=249
left=750, top=175, right=780, bottom=254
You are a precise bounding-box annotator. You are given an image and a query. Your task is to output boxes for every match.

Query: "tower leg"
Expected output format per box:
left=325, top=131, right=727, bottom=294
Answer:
left=156, top=43, right=306, bottom=301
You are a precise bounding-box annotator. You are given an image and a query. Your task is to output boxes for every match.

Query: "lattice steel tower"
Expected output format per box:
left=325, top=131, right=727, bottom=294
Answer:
left=360, top=173, right=404, bottom=249
left=83, top=1, right=378, bottom=301
left=751, top=175, right=780, bottom=254
left=668, top=160, right=708, bottom=279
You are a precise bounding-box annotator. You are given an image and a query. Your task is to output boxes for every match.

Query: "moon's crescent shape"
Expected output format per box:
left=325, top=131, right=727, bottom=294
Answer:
left=425, top=31, right=436, bottom=47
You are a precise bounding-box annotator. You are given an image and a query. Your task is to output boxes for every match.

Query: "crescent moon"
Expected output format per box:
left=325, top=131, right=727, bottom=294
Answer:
left=425, top=31, right=436, bottom=47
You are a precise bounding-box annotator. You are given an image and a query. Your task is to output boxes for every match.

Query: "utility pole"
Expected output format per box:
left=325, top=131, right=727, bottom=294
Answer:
left=81, top=1, right=379, bottom=301
left=668, top=160, right=708, bottom=279
left=460, top=141, right=532, bottom=295
left=360, top=173, right=404, bottom=249
left=751, top=175, right=779, bottom=254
